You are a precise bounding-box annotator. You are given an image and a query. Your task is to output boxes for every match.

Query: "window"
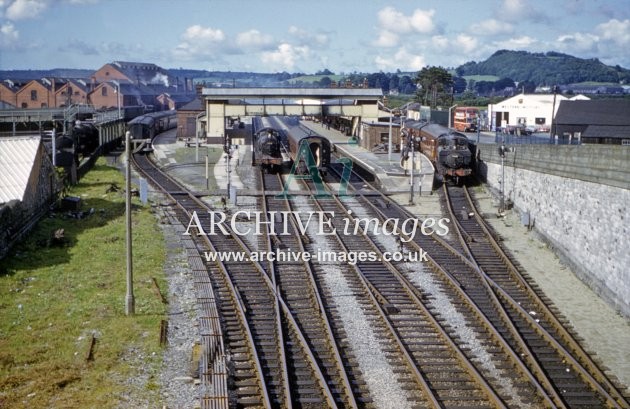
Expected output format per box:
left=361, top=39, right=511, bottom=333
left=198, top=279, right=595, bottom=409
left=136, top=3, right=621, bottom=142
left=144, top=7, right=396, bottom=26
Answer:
left=535, top=117, right=546, bottom=125
left=102, top=87, right=107, bottom=96
left=31, top=90, right=37, bottom=101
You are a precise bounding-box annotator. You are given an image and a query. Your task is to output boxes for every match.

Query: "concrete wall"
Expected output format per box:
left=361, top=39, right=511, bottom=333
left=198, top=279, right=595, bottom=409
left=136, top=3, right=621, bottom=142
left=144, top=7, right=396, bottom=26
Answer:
left=476, top=144, right=630, bottom=317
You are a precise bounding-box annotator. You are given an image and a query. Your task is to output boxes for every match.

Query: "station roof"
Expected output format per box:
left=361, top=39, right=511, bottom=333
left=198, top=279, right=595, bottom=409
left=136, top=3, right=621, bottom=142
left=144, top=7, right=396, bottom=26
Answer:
left=202, top=87, right=384, bottom=100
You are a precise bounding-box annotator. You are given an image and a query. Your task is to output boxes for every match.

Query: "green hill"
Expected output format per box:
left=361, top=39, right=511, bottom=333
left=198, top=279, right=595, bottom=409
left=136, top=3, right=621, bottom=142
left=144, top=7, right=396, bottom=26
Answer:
left=456, top=50, right=630, bottom=85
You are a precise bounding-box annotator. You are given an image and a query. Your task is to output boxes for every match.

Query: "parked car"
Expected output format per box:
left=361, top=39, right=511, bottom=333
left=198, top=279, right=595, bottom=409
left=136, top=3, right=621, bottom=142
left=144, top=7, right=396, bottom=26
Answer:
left=506, top=124, right=532, bottom=136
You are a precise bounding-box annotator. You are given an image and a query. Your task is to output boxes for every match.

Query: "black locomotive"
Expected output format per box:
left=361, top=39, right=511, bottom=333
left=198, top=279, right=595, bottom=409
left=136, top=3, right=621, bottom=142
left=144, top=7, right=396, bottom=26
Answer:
left=251, top=116, right=286, bottom=172
left=251, top=116, right=331, bottom=175
left=403, top=121, right=473, bottom=183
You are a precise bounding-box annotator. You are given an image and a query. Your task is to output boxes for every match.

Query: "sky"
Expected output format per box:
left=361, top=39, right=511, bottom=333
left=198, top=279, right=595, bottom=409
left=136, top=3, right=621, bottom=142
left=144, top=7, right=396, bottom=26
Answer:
left=1, top=0, right=629, bottom=73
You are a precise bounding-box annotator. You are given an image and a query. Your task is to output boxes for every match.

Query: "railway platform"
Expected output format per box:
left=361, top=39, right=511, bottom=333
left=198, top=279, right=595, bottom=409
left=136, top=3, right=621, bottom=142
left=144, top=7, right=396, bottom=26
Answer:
left=300, top=120, right=435, bottom=195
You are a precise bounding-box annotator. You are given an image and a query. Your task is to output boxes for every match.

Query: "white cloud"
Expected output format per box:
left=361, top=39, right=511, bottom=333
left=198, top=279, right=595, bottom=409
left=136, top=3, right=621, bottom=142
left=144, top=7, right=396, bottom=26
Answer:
left=552, top=19, right=630, bottom=66
left=181, top=25, right=225, bottom=43
left=260, top=43, right=310, bottom=71
left=287, top=26, right=330, bottom=48
left=497, top=0, right=547, bottom=24
left=431, top=35, right=449, bottom=49
left=469, top=19, right=513, bottom=36
left=596, top=18, right=630, bottom=47
left=63, top=0, right=98, bottom=4
left=494, top=35, right=538, bottom=50
left=373, top=29, right=398, bottom=47
left=375, top=47, right=425, bottom=71
left=236, top=29, right=273, bottom=49
left=377, top=6, right=435, bottom=34
left=173, top=25, right=226, bottom=61
left=6, top=0, right=48, bottom=20
left=0, top=21, right=18, bottom=47
left=556, top=32, right=599, bottom=53
left=455, top=34, right=479, bottom=53
left=502, top=0, right=525, bottom=18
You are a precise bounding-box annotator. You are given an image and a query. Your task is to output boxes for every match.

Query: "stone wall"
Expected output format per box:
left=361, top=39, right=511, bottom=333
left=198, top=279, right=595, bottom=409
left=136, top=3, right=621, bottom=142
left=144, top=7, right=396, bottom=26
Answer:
left=477, top=144, right=630, bottom=317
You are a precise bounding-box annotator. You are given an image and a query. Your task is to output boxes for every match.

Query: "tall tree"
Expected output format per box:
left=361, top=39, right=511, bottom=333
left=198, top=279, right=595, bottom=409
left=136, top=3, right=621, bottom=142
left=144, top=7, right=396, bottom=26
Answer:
left=414, top=66, right=453, bottom=109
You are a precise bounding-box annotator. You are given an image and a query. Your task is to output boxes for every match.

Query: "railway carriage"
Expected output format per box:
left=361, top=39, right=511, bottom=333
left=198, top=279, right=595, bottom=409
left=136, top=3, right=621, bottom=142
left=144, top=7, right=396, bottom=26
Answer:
left=285, top=123, right=331, bottom=175
left=127, top=111, right=177, bottom=151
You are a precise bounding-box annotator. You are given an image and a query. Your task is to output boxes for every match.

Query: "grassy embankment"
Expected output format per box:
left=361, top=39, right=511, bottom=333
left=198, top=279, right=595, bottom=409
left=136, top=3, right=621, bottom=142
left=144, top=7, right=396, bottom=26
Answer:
left=0, top=158, right=167, bottom=408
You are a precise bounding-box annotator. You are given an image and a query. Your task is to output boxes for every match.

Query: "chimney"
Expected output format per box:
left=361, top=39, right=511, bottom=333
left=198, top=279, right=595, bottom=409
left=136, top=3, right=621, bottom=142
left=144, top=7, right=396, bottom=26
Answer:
left=51, top=77, right=56, bottom=107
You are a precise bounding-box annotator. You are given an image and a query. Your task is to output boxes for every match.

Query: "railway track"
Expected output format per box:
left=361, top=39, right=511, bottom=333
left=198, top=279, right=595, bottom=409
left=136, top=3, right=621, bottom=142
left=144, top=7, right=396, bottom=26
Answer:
left=443, top=184, right=630, bottom=409
left=324, top=163, right=629, bottom=408
left=132, top=153, right=340, bottom=408
left=132, top=139, right=629, bottom=408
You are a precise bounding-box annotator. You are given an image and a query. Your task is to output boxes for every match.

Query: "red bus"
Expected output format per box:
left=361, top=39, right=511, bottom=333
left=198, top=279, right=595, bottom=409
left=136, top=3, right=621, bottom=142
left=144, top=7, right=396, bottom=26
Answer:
left=453, top=107, right=479, bottom=132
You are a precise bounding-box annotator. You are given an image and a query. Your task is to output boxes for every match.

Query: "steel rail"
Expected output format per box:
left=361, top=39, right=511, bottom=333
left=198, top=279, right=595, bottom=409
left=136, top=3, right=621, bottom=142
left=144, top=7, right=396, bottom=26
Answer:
left=440, top=184, right=567, bottom=408
left=329, top=163, right=560, bottom=408
left=130, top=153, right=268, bottom=408
left=133, top=152, right=342, bottom=407
left=301, top=178, right=507, bottom=408
left=261, top=171, right=360, bottom=409
left=458, top=185, right=630, bottom=409
left=258, top=172, right=293, bottom=409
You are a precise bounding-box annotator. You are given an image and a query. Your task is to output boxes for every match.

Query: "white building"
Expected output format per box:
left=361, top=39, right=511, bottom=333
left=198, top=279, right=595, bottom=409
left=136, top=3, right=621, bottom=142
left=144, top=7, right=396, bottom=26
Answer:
left=487, top=93, right=588, bottom=131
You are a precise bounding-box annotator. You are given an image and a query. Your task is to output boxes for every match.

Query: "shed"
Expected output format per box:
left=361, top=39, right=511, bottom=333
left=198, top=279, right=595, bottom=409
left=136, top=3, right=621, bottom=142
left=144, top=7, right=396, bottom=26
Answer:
left=0, top=136, right=58, bottom=258
left=0, top=136, right=56, bottom=206
left=359, top=121, right=401, bottom=152
left=176, top=98, right=204, bottom=141
left=554, top=99, right=630, bottom=144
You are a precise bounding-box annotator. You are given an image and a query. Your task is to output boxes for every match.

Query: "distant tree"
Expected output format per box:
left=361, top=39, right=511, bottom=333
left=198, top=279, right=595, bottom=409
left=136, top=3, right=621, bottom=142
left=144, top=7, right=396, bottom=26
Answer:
left=318, top=76, right=332, bottom=88
left=399, top=75, right=416, bottom=94
left=389, top=75, right=400, bottom=93
left=414, top=66, right=453, bottom=108
left=518, top=80, right=536, bottom=93
left=316, top=69, right=334, bottom=75
left=453, top=76, right=467, bottom=94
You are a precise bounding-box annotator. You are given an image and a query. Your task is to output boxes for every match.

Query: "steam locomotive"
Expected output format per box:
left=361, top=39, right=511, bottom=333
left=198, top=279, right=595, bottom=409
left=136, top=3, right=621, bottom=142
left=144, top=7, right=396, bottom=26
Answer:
left=251, top=116, right=331, bottom=175
left=403, top=121, right=473, bottom=183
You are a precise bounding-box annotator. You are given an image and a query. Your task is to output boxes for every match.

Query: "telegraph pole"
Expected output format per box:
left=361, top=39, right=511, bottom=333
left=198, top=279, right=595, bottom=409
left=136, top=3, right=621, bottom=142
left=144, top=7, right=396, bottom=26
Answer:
left=125, top=131, right=135, bottom=315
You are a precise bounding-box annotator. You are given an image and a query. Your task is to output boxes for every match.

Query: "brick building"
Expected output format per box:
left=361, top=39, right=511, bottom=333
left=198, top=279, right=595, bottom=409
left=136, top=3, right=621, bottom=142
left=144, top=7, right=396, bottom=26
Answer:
left=0, top=80, right=19, bottom=108
left=15, top=79, right=62, bottom=109
left=55, top=79, right=89, bottom=107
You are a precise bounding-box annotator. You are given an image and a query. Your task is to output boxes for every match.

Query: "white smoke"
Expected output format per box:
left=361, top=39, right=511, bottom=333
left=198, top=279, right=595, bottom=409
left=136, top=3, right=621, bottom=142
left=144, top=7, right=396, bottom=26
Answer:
left=150, top=73, right=169, bottom=86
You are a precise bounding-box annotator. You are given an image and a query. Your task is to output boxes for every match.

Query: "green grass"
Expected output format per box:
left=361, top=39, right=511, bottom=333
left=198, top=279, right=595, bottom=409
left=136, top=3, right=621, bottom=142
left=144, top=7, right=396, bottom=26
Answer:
left=0, top=158, right=167, bottom=408
left=462, top=75, right=500, bottom=82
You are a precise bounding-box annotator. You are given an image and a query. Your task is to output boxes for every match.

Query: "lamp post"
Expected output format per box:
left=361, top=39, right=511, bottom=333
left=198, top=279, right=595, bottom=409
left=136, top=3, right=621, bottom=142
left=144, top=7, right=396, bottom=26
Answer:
left=195, top=111, right=205, bottom=163
left=378, top=100, right=396, bottom=163
left=113, top=81, right=121, bottom=120
left=448, top=104, right=458, bottom=129
left=409, top=122, right=428, bottom=204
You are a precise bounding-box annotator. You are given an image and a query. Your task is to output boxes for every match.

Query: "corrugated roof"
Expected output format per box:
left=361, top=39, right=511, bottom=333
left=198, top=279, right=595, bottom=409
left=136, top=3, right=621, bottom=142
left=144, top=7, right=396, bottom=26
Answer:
left=0, top=136, right=41, bottom=204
